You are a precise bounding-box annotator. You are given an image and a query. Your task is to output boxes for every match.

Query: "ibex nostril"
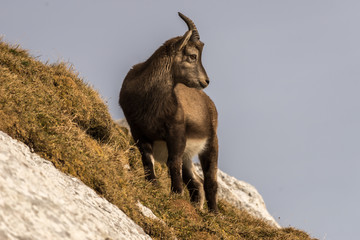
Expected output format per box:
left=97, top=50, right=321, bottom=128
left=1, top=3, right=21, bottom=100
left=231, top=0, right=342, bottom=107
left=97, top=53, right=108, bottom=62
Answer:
left=206, top=79, right=210, bottom=84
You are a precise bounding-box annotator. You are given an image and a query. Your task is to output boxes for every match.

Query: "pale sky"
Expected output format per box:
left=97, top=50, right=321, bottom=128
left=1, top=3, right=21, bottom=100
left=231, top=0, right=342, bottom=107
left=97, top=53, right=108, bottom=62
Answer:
left=1, top=1, right=360, bottom=239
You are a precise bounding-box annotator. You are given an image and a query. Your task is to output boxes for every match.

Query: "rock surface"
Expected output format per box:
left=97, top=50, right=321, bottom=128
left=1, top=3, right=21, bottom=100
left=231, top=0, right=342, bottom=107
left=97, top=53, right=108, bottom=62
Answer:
left=0, top=131, right=151, bottom=240
left=194, top=164, right=280, bottom=228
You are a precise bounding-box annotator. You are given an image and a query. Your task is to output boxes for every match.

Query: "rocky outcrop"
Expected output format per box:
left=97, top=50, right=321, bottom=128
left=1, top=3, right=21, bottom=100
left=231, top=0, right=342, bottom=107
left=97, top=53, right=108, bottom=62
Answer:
left=194, top=164, right=280, bottom=228
left=0, top=131, right=151, bottom=240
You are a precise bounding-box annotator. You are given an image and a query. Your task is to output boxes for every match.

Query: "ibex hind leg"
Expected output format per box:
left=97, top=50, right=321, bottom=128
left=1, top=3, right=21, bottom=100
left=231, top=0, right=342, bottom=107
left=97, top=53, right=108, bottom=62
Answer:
left=137, top=141, right=157, bottom=183
left=198, top=136, right=219, bottom=213
left=182, top=155, right=205, bottom=209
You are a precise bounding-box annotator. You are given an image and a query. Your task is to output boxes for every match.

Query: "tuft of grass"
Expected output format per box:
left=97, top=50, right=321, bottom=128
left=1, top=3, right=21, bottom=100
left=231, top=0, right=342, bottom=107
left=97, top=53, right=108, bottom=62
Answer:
left=0, top=39, right=317, bottom=240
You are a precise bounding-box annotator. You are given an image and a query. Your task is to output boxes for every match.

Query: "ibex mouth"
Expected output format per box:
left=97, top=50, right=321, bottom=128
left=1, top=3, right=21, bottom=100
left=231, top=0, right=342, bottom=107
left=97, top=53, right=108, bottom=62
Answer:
left=199, top=80, right=208, bottom=89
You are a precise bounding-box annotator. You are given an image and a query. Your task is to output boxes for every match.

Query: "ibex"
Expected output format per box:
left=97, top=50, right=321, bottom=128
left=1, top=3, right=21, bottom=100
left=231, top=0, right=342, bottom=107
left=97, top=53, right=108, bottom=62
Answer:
left=119, top=12, right=218, bottom=212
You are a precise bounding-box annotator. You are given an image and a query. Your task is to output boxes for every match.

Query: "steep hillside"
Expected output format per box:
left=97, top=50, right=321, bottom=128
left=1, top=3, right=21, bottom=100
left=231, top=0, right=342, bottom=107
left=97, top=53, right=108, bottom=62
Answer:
left=0, top=40, right=316, bottom=239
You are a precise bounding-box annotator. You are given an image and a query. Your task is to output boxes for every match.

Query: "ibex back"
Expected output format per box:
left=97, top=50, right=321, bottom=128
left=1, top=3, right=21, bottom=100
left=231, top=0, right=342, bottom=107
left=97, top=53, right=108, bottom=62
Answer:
left=119, top=12, right=218, bottom=212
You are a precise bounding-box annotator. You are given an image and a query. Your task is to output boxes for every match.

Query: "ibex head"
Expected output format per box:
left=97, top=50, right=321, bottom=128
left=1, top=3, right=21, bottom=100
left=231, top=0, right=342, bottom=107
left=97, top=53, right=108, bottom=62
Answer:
left=172, top=12, right=209, bottom=89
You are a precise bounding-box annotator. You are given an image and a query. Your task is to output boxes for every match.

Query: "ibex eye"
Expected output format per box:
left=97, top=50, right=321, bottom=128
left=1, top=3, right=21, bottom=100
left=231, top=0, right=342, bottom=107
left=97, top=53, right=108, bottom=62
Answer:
left=189, top=54, right=197, bottom=61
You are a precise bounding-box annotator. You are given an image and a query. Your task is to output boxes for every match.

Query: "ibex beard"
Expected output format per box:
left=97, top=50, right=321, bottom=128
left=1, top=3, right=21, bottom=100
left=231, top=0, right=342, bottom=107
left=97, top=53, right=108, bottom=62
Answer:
left=119, top=12, right=219, bottom=212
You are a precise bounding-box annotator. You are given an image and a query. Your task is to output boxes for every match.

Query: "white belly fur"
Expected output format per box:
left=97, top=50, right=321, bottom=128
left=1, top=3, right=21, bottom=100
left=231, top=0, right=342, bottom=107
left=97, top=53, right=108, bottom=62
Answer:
left=153, top=138, right=207, bottom=164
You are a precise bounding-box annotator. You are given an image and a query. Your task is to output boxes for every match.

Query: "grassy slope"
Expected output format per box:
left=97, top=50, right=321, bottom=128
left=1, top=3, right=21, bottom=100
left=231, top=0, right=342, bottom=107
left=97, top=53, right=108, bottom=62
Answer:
left=0, top=40, right=316, bottom=240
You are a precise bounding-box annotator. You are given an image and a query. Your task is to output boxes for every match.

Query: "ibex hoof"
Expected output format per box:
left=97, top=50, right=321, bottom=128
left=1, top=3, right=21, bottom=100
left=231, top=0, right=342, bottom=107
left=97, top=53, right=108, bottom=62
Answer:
left=171, top=187, right=184, bottom=195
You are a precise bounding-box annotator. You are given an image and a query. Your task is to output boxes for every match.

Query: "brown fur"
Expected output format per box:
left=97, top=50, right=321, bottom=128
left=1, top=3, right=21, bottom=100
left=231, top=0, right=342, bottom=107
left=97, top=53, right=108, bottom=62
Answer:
left=119, top=14, right=218, bottom=212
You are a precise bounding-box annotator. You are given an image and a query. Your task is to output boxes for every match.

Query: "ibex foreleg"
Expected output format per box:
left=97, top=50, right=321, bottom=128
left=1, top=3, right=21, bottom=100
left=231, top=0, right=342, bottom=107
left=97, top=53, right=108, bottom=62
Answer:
left=182, top=155, right=205, bottom=209
left=166, top=127, right=186, bottom=194
left=199, top=136, right=218, bottom=212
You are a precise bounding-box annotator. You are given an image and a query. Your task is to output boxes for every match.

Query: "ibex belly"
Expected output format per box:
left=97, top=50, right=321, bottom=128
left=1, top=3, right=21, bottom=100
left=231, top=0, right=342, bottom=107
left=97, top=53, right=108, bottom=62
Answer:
left=153, top=138, right=207, bottom=164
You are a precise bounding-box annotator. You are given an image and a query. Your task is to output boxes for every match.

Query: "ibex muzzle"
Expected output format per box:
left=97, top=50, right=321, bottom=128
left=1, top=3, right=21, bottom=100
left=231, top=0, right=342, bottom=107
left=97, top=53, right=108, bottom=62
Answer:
left=119, top=12, right=219, bottom=212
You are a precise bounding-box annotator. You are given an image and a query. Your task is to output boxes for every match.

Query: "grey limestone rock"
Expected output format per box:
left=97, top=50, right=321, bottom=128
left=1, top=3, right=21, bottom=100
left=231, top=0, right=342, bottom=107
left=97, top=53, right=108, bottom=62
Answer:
left=0, top=131, right=151, bottom=240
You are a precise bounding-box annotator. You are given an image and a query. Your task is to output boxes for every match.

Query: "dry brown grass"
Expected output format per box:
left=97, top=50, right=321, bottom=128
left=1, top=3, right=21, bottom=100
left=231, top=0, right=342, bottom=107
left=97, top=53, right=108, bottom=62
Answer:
left=0, top=39, right=317, bottom=240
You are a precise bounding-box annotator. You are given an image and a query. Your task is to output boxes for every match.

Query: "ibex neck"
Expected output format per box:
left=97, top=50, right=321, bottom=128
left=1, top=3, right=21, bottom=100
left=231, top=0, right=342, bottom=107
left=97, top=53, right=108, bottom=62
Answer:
left=143, top=76, right=178, bottom=114
left=121, top=50, right=179, bottom=127
left=142, top=54, right=177, bottom=100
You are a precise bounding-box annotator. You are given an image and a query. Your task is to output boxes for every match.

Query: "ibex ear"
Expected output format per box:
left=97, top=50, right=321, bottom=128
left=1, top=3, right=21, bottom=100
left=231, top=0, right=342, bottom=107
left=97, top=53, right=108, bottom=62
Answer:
left=176, top=30, right=192, bottom=52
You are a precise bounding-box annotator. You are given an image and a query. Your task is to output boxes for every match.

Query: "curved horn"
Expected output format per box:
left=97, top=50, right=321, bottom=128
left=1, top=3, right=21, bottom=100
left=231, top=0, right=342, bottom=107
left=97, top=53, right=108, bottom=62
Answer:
left=178, top=12, right=200, bottom=42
